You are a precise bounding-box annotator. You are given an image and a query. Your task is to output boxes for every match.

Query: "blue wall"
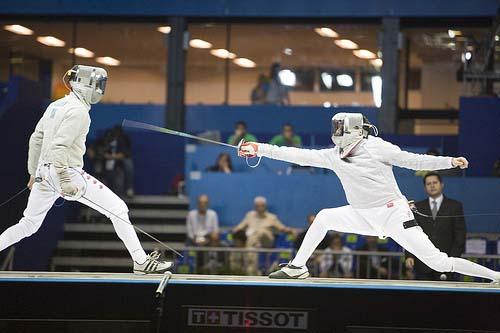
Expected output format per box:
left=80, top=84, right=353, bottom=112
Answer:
left=1, top=0, right=496, bottom=17
left=188, top=172, right=500, bottom=233
left=459, top=97, right=500, bottom=177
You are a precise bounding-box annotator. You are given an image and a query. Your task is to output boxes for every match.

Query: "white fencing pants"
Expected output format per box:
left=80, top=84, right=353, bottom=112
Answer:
left=0, top=165, right=147, bottom=264
left=292, top=199, right=500, bottom=281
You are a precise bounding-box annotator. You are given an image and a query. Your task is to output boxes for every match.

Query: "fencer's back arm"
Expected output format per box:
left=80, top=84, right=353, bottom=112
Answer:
left=46, top=107, right=89, bottom=169
left=27, top=117, right=45, bottom=176
left=372, top=138, right=453, bottom=171
left=257, top=143, right=335, bottom=170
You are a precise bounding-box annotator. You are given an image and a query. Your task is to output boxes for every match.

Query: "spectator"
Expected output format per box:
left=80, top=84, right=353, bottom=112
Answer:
left=269, top=123, right=302, bottom=147
left=406, top=172, right=466, bottom=281
left=318, top=233, right=353, bottom=278
left=103, top=126, right=135, bottom=197
left=359, top=236, right=389, bottom=279
left=227, top=121, right=258, bottom=146
left=265, top=63, right=290, bottom=105
left=206, top=153, right=233, bottom=174
left=250, top=74, right=268, bottom=105
left=186, top=194, right=220, bottom=246
left=493, top=158, right=500, bottom=177
left=233, top=196, right=296, bottom=275
left=294, top=214, right=329, bottom=250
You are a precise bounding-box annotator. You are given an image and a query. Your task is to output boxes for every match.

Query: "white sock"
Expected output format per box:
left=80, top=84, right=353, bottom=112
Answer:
left=451, top=257, right=500, bottom=281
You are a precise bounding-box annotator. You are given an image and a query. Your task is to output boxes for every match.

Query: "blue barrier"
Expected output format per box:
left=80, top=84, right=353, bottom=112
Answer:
left=187, top=171, right=500, bottom=233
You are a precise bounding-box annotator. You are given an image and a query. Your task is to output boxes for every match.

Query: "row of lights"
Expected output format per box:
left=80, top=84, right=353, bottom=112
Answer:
left=4, top=24, right=121, bottom=66
left=314, top=27, right=382, bottom=67
left=157, top=26, right=257, bottom=68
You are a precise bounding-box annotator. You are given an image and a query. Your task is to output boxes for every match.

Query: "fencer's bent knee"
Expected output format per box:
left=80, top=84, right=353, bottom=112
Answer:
left=313, top=210, right=330, bottom=228
left=421, top=252, right=453, bottom=273
left=108, top=199, right=129, bottom=219
left=19, top=217, right=42, bottom=237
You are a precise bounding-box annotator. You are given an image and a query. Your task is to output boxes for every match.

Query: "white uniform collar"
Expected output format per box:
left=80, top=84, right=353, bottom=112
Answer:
left=69, top=91, right=91, bottom=111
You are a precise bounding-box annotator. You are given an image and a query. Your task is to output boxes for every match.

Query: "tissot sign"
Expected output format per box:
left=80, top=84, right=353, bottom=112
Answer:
left=187, top=306, right=308, bottom=330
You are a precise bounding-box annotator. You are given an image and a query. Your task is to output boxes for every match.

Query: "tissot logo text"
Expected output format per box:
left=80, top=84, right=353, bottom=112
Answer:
left=187, top=307, right=308, bottom=329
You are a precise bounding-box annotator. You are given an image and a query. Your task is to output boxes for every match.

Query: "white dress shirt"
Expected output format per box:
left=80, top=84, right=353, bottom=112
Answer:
left=429, top=194, right=444, bottom=212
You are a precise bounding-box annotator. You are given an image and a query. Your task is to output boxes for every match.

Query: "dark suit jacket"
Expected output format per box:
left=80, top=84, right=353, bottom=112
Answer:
left=411, top=196, right=466, bottom=274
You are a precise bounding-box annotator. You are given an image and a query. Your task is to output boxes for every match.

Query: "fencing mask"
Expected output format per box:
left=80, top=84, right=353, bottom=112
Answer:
left=65, top=65, right=108, bottom=106
left=331, top=113, right=378, bottom=158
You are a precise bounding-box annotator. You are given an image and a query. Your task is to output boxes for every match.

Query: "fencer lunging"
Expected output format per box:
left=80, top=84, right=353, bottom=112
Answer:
left=238, top=113, right=500, bottom=282
left=0, top=65, right=172, bottom=274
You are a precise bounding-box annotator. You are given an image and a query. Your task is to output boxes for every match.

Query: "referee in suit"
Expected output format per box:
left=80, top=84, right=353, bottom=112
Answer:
left=406, top=172, right=466, bottom=280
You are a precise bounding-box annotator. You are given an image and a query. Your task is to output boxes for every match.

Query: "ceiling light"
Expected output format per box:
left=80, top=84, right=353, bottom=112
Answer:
left=36, top=36, right=65, bottom=47
left=370, top=58, right=383, bottom=67
left=4, top=24, right=33, bottom=35
left=314, top=27, right=339, bottom=38
left=210, top=49, right=236, bottom=59
left=68, top=47, right=95, bottom=58
left=278, top=69, right=296, bottom=87
left=353, top=49, right=377, bottom=59
left=157, top=26, right=171, bottom=34
left=336, top=74, right=353, bottom=87
left=334, top=39, right=359, bottom=50
left=233, top=58, right=256, bottom=68
left=283, top=48, right=293, bottom=56
left=96, top=56, right=121, bottom=66
left=323, top=101, right=332, bottom=108
left=189, top=39, right=212, bottom=49
left=321, top=72, right=333, bottom=89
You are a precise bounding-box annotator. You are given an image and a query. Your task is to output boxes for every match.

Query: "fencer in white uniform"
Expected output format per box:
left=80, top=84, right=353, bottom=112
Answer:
left=238, top=113, right=500, bottom=282
left=0, top=65, right=172, bottom=274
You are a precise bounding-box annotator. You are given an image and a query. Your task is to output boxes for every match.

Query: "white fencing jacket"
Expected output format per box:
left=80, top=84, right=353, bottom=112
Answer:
left=257, top=137, right=454, bottom=209
left=27, top=92, right=91, bottom=176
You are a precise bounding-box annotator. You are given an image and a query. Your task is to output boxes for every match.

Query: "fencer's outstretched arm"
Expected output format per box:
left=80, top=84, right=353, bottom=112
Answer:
left=27, top=118, right=44, bottom=176
left=256, top=143, right=335, bottom=170
left=374, top=138, right=465, bottom=170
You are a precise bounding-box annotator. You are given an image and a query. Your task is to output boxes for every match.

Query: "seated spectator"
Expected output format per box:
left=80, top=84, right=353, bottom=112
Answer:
left=102, top=126, right=135, bottom=197
left=250, top=74, right=269, bottom=105
left=358, top=236, right=389, bottom=279
left=294, top=214, right=329, bottom=250
left=233, top=196, right=296, bottom=275
left=318, top=233, right=353, bottom=278
left=269, top=123, right=302, bottom=147
left=228, top=121, right=258, bottom=146
left=206, top=153, right=233, bottom=174
left=186, top=194, right=220, bottom=246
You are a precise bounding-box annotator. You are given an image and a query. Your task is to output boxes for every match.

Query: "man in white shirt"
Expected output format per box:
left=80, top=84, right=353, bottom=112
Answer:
left=238, top=112, right=500, bottom=282
left=186, top=194, right=219, bottom=246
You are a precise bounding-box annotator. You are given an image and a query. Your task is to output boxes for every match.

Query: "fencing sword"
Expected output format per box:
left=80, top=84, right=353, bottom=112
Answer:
left=122, top=119, right=262, bottom=167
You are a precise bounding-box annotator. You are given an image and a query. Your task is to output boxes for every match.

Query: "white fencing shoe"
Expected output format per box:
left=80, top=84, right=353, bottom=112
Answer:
left=269, top=263, right=309, bottom=279
left=133, top=251, right=173, bottom=275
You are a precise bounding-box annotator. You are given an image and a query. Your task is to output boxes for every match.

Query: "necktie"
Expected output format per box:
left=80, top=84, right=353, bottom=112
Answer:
left=431, top=200, right=438, bottom=220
